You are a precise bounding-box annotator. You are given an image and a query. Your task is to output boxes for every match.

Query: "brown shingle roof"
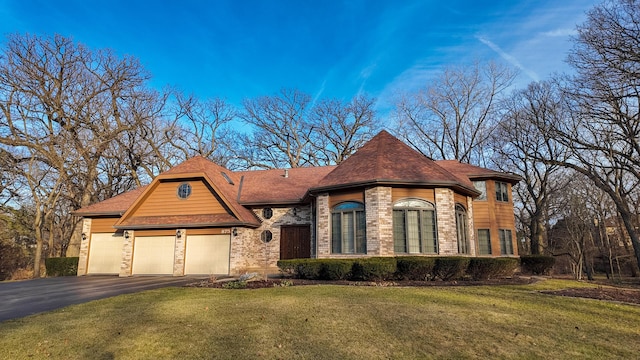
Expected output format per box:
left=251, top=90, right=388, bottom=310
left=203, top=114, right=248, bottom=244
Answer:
left=236, top=166, right=335, bottom=205
left=73, top=186, right=148, bottom=216
left=115, top=156, right=261, bottom=227
left=311, top=130, right=479, bottom=196
left=436, top=160, right=521, bottom=184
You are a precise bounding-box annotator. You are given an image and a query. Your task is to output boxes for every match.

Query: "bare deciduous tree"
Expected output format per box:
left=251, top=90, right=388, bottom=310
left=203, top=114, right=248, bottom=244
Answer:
left=394, top=61, right=517, bottom=164
left=237, top=88, right=313, bottom=169
left=309, top=94, right=380, bottom=165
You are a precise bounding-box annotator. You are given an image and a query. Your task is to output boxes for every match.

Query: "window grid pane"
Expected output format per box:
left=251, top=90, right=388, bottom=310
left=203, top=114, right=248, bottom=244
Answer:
left=356, top=210, right=366, bottom=254
left=331, top=213, right=341, bottom=253
left=420, top=210, right=437, bottom=253
left=393, top=210, right=406, bottom=253
left=342, top=212, right=355, bottom=253
left=478, top=229, right=491, bottom=255
left=406, top=210, right=420, bottom=253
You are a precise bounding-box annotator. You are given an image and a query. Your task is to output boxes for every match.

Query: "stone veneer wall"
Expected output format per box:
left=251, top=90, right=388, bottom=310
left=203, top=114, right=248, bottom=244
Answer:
left=229, top=205, right=312, bottom=274
left=119, top=230, right=134, bottom=277
left=435, top=188, right=457, bottom=255
left=173, top=229, right=186, bottom=276
left=365, top=187, right=393, bottom=256
left=77, top=218, right=92, bottom=276
left=315, top=194, right=331, bottom=257
left=466, top=196, right=476, bottom=256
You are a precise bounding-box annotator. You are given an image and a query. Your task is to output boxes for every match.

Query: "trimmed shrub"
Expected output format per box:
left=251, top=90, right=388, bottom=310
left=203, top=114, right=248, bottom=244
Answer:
left=351, top=257, right=397, bottom=281
left=277, top=259, right=304, bottom=276
left=45, top=257, right=79, bottom=277
left=434, top=257, right=470, bottom=281
left=295, top=259, right=324, bottom=279
left=520, top=255, right=556, bottom=275
left=319, top=259, right=354, bottom=280
left=396, top=257, right=436, bottom=281
left=467, top=257, right=519, bottom=280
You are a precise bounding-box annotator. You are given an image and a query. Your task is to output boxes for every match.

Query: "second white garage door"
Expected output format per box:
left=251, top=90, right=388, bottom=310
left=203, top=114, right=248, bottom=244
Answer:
left=132, top=236, right=175, bottom=275
left=185, top=235, right=230, bottom=275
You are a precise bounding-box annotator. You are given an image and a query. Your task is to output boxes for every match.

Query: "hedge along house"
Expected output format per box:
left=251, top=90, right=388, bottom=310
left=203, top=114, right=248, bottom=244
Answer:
left=73, top=131, right=520, bottom=277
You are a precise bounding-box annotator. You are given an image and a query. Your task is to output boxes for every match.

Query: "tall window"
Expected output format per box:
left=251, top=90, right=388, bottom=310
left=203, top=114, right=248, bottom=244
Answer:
left=473, top=181, right=487, bottom=201
left=496, top=181, right=509, bottom=202
left=456, top=204, right=469, bottom=254
left=499, top=229, right=514, bottom=255
left=393, top=199, right=437, bottom=254
left=477, top=229, right=491, bottom=255
left=331, top=202, right=366, bottom=254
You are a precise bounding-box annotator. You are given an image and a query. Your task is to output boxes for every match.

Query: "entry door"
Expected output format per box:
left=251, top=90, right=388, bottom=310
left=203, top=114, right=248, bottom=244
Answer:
left=280, top=225, right=311, bottom=260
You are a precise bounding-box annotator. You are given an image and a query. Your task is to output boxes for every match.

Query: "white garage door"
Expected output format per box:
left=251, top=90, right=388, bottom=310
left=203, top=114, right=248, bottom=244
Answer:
left=87, top=233, right=124, bottom=274
left=132, top=236, right=175, bottom=275
left=185, top=235, right=230, bottom=275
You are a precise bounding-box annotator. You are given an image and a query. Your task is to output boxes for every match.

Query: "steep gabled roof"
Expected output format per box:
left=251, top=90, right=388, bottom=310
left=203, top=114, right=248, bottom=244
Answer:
left=113, top=156, right=260, bottom=229
left=310, top=130, right=480, bottom=196
left=437, top=160, right=521, bottom=184
left=236, top=166, right=335, bottom=205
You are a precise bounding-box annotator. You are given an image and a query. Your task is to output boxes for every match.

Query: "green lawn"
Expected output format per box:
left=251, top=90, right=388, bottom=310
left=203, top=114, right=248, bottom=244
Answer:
left=0, top=280, right=638, bottom=359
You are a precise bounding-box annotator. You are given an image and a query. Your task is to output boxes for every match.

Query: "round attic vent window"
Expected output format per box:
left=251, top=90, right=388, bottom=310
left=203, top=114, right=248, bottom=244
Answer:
left=262, top=207, right=273, bottom=219
left=177, top=183, right=192, bottom=199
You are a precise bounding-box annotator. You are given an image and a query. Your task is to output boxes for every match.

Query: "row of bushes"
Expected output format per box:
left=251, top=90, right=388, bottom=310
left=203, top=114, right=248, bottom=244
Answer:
left=278, top=256, right=528, bottom=282
left=45, top=257, right=79, bottom=276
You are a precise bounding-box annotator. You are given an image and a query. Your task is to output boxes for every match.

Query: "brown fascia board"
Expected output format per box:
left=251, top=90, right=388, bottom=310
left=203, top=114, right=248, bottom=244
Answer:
left=467, top=173, right=522, bottom=184
left=71, top=211, right=125, bottom=217
left=239, top=198, right=309, bottom=207
left=114, top=221, right=260, bottom=230
left=307, top=179, right=482, bottom=197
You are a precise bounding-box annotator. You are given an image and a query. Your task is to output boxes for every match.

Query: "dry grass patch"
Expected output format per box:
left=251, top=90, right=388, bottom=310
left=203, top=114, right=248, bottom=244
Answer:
left=0, top=280, right=638, bottom=359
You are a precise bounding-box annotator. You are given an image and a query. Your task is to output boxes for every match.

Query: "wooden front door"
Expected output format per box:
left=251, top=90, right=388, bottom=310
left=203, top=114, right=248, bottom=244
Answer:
left=280, top=225, right=311, bottom=260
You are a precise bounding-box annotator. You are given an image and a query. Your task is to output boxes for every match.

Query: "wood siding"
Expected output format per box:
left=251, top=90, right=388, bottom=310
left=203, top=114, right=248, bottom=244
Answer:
left=187, top=228, right=232, bottom=235
left=329, top=190, right=365, bottom=208
left=392, top=188, right=435, bottom=203
left=134, top=229, right=176, bottom=237
left=471, top=180, right=517, bottom=256
left=132, top=180, right=228, bottom=217
left=454, top=193, right=468, bottom=208
left=91, top=217, right=120, bottom=233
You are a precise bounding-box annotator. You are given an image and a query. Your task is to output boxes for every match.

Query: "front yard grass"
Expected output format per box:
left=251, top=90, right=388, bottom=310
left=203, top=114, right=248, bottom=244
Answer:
left=0, top=279, right=639, bottom=359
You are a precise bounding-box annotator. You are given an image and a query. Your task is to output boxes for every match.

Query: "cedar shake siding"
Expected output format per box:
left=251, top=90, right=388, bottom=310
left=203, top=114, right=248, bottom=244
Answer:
left=73, top=131, right=520, bottom=276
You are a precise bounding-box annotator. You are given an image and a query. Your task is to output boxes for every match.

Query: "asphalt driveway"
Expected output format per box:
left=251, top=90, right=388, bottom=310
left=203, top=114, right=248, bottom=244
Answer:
left=0, top=276, right=200, bottom=322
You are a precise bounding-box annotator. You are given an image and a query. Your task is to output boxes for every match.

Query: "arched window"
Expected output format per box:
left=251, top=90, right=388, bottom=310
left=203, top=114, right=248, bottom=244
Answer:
left=331, top=202, right=366, bottom=254
left=456, top=204, right=470, bottom=254
left=393, top=199, right=437, bottom=254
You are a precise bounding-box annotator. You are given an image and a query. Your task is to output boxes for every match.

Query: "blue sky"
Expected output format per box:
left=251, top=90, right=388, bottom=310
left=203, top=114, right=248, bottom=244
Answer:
left=0, top=0, right=598, bottom=113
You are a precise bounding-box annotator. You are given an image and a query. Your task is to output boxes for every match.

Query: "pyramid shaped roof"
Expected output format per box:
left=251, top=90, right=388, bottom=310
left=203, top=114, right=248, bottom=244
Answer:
left=311, top=130, right=479, bottom=195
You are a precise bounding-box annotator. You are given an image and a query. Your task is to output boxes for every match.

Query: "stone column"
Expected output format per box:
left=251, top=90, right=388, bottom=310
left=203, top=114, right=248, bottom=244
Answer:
left=365, top=187, right=393, bottom=256
left=119, top=230, right=134, bottom=277
left=76, top=218, right=92, bottom=276
left=466, top=196, right=476, bottom=256
left=435, top=188, right=456, bottom=255
left=315, top=193, right=331, bottom=257
left=173, top=229, right=186, bottom=276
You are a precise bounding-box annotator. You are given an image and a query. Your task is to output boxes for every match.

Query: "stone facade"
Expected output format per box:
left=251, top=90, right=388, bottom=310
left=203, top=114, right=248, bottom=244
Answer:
left=435, top=188, right=457, bottom=255
left=315, top=194, right=331, bottom=257
left=466, top=196, right=476, bottom=256
left=365, top=187, right=393, bottom=256
left=77, top=218, right=92, bottom=276
left=229, top=205, right=312, bottom=274
left=119, top=230, right=134, bottom=276
left=173, top=229, right=186, bottom=276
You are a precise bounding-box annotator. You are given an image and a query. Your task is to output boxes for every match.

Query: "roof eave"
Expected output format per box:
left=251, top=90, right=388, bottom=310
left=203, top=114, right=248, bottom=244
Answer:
left=308, top=179, right=481, bottom=197
left=71, top=211, right=125, bottom=217
left=114, top=221, right=261, bottom=230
